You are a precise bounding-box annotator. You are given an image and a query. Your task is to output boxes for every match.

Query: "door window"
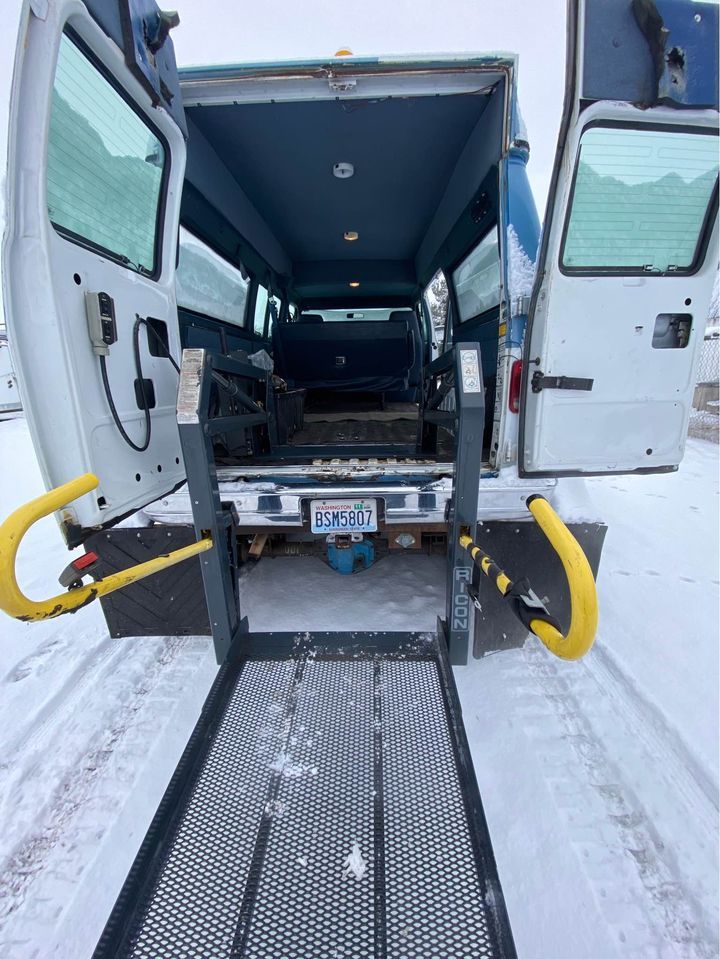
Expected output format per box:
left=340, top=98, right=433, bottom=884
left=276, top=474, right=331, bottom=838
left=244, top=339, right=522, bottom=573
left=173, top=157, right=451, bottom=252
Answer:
left=562, top=126, right=718, bottom=274
left=47, top=33, right=166, bottom=276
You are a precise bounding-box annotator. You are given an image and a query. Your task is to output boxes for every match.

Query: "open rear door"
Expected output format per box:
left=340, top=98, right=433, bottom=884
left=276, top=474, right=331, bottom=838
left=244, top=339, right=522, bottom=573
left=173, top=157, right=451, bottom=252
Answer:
left=520, top=0, right=718, bottom=476
left=2, top=0, right=187, bottom=544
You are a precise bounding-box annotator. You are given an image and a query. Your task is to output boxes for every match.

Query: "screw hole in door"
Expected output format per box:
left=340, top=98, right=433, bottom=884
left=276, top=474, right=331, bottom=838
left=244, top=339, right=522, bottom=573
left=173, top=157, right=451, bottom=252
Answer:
left=73, top=273, right=82, bottom=285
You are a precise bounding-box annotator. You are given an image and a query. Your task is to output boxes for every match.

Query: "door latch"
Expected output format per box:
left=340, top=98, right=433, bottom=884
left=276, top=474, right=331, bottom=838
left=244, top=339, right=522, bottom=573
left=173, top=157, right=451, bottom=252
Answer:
left=531, top=371, right=594, bottom=393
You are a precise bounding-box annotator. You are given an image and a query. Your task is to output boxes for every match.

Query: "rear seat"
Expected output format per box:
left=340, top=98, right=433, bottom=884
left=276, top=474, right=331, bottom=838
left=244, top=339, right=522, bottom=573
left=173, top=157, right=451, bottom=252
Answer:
left=273, top=313, right=419, bottom=394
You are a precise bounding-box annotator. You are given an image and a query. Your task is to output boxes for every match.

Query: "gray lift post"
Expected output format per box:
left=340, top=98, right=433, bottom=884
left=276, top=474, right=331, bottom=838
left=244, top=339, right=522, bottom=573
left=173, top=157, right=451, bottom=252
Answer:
left=444, top=343, right=484, bottom=665
left=421, top=341, right=485, bottom=664
left=176, top=347, right=270, bottom=662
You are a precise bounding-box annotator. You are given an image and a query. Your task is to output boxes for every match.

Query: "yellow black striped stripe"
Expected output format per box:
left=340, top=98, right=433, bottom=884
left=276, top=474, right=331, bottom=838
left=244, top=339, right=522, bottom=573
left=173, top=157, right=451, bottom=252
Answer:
left=460, top=537, right=513, bottom=597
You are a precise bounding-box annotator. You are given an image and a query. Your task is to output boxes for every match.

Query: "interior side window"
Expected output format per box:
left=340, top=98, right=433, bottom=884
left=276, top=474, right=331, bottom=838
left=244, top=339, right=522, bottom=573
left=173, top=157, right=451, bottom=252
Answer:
left=423, top=271, right=449, bottom=352
left=253, top=284, right=269, bottom=336
left=47, top=33, right=166, bottom=276
left=176, top=227, right=249, bottom=325
left=452, top=228, right=501, bottom=322
left=268, top=294, right=281, bottom=324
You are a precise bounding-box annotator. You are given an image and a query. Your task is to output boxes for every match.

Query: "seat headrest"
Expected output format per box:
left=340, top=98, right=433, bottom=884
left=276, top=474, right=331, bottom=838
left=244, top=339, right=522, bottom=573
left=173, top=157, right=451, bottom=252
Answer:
left=389, top=310, right=415, bottom=324
left=298, top=313, right=323, bottom=324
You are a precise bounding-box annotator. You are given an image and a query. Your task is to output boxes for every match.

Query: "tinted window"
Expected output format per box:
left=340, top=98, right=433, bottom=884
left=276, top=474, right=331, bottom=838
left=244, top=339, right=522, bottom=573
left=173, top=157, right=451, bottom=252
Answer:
left=47, top=34, right=165, bottom=275
left=176, top=227, right=249, bottom=325
left=424, top=271, right=449, bottom=350
left=562, top=126, right=718, bottom=273
left=314, top=309, right=394, bottom=322
left=453, top=228, right=501, bottom=322
left=253, top=284, right=269, bottom=335
left=268, top=294, right=281, bottom=323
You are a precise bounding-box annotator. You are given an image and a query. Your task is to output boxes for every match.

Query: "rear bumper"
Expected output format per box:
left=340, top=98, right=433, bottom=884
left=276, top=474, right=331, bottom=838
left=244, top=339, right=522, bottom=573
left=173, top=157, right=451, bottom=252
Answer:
left=142, top=468, right=559, bottom=528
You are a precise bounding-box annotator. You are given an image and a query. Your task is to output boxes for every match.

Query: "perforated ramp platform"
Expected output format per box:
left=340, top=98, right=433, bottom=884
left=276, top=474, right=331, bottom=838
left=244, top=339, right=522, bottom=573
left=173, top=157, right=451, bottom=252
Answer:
left=93, top=632, right=516, bottom=959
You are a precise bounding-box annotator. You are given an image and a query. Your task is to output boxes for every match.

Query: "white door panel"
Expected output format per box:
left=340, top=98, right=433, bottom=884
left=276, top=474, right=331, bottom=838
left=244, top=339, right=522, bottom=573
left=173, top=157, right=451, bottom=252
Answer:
left=520, top=10, right=719, bottom=478
left=3, top=0, right=186, bottom=544
left=524, top=111, right=718, bottom=476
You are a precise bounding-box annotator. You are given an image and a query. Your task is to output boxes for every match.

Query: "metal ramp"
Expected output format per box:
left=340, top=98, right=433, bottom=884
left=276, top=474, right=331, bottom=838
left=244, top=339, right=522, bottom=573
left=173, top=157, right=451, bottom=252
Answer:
left=93, top=631, right=516, bottom=959
left=89, top=344, right=516, bottom=956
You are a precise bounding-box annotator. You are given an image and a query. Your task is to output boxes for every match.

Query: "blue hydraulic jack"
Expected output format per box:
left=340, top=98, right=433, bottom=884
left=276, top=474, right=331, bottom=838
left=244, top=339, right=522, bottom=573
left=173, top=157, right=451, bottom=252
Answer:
left=326, top=532, right=375, bottom=574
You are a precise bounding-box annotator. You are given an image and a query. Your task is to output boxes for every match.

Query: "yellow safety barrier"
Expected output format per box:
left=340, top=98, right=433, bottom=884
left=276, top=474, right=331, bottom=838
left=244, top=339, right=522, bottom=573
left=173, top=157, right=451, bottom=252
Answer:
left=0, top=473, right=213, bottom=622
left=525, top=495, right=598, bottom=659
left=459, top=494, right=598, bottom=660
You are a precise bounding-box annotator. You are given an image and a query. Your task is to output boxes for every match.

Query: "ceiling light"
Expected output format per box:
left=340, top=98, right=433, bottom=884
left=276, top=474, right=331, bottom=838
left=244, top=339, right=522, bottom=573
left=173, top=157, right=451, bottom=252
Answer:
left=344, top=231, right=359, bottom=241
left=349, top=281, right=360, bottom=288
left=333, top=162, right=354, bottom=179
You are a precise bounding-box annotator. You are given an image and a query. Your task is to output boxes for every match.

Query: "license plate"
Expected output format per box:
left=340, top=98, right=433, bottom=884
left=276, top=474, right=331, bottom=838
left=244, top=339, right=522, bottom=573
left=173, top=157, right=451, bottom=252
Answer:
left=310, top=499, right=378, bottom=534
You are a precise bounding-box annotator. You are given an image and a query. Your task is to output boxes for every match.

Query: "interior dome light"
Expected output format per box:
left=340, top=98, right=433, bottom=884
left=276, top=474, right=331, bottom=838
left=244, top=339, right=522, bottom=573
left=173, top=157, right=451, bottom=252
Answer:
left=349, top=281, right=360, bottom=288
left=344, top=231, right=359, bottom=241
left=333, top=162, right=354, bottom=179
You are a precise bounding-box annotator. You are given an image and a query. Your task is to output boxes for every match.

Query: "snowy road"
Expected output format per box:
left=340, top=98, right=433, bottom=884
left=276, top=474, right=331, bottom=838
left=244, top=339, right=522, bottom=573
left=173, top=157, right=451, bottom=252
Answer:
left=0, top=414, right=717, bottom=958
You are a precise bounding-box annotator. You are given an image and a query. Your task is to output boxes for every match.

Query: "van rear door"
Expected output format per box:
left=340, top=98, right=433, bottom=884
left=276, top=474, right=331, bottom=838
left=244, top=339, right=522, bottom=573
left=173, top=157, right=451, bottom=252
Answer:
left=2, top=0, right=187, bottom=544
left=519, top=0, right=718, bottom=476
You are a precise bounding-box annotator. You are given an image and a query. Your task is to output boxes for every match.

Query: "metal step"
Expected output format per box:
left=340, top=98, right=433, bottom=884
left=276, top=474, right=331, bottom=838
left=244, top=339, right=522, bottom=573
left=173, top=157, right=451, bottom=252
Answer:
left=93, top=631, right=516, bottom=958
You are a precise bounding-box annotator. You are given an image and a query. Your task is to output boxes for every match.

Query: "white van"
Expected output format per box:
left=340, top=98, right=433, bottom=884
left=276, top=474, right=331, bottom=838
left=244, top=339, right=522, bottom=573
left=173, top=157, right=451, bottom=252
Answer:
left=2, top=0, right=718, bottom=660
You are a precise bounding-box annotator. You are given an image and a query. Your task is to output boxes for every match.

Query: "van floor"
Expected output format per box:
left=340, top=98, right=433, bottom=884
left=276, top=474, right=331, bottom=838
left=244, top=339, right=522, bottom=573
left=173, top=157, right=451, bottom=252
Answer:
left=289, top=415, right=419, bottom=447
left=289, top=393, right=420, bottom=448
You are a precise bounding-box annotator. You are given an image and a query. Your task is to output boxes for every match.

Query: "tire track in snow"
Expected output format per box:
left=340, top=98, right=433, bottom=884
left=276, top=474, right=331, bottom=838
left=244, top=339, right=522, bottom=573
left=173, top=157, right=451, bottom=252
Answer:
left=0, top=636, right=120, bottom=771
left=523, top=641, right=717, bottom=959
left=589, top=643, right=718, bottom=811
left=0, top=636, right=207, bottom=933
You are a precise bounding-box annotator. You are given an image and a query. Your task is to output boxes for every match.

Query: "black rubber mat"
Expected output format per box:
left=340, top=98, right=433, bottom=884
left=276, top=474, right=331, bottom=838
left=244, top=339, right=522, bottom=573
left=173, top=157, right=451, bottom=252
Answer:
left=93, top=632, right=516, bottom=959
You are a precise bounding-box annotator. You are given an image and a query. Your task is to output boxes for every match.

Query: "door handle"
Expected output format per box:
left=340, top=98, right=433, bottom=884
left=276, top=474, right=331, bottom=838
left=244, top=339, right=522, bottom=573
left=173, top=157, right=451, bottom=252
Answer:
left=532, top=371, right=594, bottom=392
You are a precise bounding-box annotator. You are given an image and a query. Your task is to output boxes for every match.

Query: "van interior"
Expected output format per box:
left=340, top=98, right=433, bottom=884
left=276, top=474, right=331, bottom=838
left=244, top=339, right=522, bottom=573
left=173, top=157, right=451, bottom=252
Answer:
left=108, top=67, right=506, bottom=474
left=172, top=65, right=509, bottom=466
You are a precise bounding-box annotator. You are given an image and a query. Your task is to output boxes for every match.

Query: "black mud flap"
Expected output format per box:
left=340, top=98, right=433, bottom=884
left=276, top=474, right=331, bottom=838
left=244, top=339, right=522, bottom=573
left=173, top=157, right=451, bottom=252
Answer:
left=85, top=526, right=211, bottom=637
left=472, top=520, right=607, bottom=657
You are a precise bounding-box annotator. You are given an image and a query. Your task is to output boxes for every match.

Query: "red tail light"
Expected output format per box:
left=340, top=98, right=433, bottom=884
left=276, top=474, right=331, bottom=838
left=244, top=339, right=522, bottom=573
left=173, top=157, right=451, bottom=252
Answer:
left=508, top=360, right=523, bottom=413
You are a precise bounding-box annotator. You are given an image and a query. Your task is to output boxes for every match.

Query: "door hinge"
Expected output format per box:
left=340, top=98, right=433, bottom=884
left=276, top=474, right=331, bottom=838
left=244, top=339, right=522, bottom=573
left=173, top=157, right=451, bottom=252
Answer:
left=532, top=371, right=594, bottom=393
left=328, top=77, right=357, bottom=93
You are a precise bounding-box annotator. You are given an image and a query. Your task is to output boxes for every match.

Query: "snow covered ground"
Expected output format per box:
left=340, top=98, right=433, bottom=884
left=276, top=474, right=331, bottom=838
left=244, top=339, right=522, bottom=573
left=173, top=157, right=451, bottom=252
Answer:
left=0, top=413, right=717, bottom=958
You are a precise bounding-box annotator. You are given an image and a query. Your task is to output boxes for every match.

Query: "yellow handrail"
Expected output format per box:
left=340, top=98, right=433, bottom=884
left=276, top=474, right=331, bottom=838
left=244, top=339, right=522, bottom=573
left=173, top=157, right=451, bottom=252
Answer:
left=525, top=495, right=598, bottom=659
left=0, top=473, right=213, bottom=622
left=459, top=494, right=598, bottom=660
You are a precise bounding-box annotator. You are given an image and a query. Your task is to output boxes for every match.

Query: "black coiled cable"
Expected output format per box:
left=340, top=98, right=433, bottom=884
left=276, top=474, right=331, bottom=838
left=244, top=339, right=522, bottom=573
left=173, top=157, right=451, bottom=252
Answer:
left=99, top=316, right=180, bottom=452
